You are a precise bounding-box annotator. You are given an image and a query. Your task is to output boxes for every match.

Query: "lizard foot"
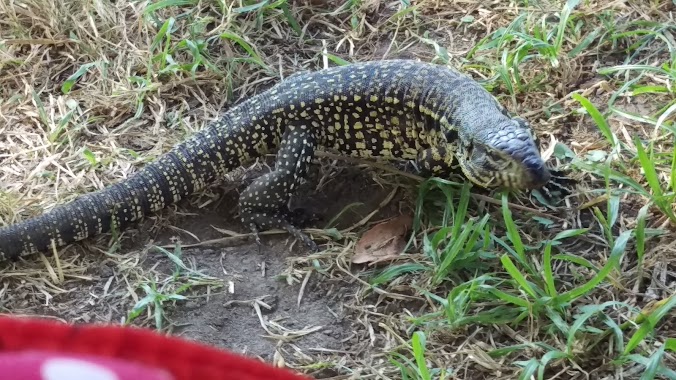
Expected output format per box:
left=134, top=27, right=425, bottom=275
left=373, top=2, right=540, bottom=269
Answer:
left=248, top=222, right=263, bottom=255
left=241, top=210, right=319, bottom=252
left=530, top=167, right=577, bottom=206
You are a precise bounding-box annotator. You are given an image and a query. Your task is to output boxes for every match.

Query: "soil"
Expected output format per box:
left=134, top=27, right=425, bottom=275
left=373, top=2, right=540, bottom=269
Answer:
left=151, top=163, right=404, bottom=360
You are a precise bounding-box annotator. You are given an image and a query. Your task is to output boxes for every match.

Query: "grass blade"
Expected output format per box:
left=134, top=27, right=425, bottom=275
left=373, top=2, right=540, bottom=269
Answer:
left=571, top=93, right=617, bottom=147
left=542, top=242, right=557, bottom=297
left=412, top=331, right=431, bottom=380
left=61, top=62, right=99, bottom=94
left=501, top=192, right=526, bottom=264
left=500, top=255, right=537, bottom=299
left=556, top=230, right=632, bottom=303
left=143, top=0, right=198, bottom=15
left=624, top=295, right=676, bottom=355
left=640, top=343, right=666, bottom=380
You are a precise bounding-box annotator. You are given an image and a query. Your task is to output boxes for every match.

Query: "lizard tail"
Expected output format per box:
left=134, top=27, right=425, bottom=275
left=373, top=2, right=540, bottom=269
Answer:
left=0, top=122, right=240, bottom=261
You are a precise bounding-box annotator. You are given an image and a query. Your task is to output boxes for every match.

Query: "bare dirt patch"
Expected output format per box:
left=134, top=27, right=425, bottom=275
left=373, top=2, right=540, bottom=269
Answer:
left=152, top=164, right=403, bottom=361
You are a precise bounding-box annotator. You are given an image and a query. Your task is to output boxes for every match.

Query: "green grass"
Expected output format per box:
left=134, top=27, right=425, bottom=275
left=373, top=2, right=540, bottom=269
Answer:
left=389, top=331, right=450, bottom=380
left=126, top=244, right=223, bottom=330
left=381, top=177, right=675, bottom=378
left=465, top=0, right=594, bottom=99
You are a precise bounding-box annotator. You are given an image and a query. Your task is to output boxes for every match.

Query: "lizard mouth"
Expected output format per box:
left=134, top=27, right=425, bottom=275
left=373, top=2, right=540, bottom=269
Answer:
left=456, top=143, right=551, bottom=191
left=521, top=156, right=551, bottom=189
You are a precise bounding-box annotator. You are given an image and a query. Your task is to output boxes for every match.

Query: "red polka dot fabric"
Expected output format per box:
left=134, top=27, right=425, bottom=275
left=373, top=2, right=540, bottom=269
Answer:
left=0, top=351, right=173, bottom=380
left=0, top=317, right=311, bottom=380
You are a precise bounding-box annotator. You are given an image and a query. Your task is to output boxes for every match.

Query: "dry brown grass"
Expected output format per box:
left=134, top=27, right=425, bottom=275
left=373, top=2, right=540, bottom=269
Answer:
left=1, top=0, right=675, bottom=379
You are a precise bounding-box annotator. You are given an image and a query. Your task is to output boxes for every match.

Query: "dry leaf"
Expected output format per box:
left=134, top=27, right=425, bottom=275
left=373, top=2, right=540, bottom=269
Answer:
left=352, top=214, right=413, bottom=264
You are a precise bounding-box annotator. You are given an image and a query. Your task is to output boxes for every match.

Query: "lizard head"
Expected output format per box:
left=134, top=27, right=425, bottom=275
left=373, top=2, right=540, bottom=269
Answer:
left=452, top=117, right=551, bottom=191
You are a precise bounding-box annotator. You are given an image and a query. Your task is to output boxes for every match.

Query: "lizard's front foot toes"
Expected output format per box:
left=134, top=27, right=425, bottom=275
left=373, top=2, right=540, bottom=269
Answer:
left=301, top=234, right=319, bottom=252
left=247, top=222, right=264, bottom=253
left=242, top=210, right=320, bottom=253
left=284, top=225, right=319, bottom=252
left=531, top=167, right=577, bottom=205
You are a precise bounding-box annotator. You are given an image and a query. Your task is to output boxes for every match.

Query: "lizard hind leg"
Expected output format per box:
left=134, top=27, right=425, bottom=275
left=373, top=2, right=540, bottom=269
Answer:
left=238, top=123, right=319, bottom=252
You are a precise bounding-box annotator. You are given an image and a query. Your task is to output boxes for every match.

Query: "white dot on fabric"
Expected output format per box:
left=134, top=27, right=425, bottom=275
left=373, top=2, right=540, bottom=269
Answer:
left=41, top=358, right=119, bottom=380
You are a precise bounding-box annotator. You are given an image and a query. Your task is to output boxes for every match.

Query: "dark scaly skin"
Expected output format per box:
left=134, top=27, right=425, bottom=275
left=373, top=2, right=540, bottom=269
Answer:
left=0, top=60, right=570, bottom=261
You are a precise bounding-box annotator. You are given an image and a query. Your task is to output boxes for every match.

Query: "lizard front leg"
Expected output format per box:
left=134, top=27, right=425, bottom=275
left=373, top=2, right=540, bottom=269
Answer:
left=238, top=123, right=319, bottom=251
left=414, top=145, right=456, bottom=178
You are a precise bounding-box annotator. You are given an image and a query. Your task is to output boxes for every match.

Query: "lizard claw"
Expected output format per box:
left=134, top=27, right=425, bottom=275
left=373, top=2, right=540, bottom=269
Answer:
left=242, top=211, right=320, bottom=253
left=249, top=222, right=263, bottom=254
left=529, top=167, right=577, bottom=206
left=283, top=223, right=319, bottom=252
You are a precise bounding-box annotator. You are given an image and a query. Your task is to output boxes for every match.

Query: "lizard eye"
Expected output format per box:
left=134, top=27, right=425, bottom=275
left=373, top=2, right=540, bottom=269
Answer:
left=488, top=149, right=506, bottom=162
